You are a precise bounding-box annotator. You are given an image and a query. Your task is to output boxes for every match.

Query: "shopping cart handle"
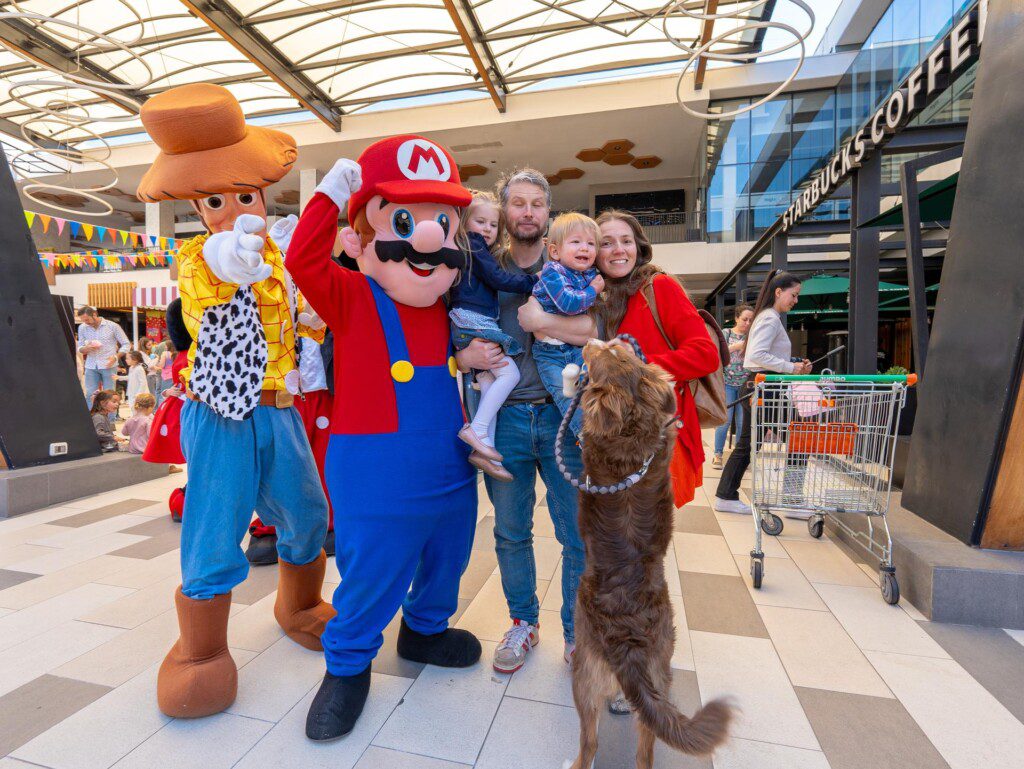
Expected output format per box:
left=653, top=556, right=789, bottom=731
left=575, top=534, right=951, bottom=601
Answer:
left=756, top=373, right=918, bottom=385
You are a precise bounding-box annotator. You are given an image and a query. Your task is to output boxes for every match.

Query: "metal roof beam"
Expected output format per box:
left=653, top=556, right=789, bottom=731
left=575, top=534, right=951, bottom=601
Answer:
left=0, top=18, right=145, bottom=115
left=443, top=0, right=507, bottom=112
left=694, top=0, right=720, bottom=90
left=178, top=0, right=343, bottom=131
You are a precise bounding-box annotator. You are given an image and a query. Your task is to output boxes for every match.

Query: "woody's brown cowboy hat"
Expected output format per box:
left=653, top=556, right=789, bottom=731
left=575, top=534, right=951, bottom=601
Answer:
left=137, top=83, right=297, bottom=202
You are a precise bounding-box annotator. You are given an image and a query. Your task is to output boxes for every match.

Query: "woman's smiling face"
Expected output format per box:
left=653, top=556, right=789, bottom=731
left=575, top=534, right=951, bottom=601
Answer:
left=597, top=218, right=638, bottom=279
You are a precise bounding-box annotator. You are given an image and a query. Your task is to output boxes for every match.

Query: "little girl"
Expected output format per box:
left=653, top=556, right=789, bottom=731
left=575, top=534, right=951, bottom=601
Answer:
left=91, top=390, right=124, bottom=451
left=449, top=191, right=537, bottom=482
left=121, top=393, right=156, bottom=454
left=116, top=350, right=150, bottom=408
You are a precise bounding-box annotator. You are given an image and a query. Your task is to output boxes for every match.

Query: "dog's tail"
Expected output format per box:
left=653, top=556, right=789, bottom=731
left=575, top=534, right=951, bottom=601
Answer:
left=615, top=654, right=733, bottom=756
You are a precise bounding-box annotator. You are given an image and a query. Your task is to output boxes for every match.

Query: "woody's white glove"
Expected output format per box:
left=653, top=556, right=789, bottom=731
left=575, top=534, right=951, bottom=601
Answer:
left=298, top=308, right=326, bottom=331
left=316, top=158, right=362, bottom=211
left=268, top=214, right=298, bottom=252
left=203, top=215, right=272, bottom=286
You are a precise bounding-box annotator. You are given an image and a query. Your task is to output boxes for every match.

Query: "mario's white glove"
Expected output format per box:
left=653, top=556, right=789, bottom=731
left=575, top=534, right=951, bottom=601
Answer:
left=316, top=159, right=362, bottom=211
left=203, top=214, right=272, bottom=286
left=268, top=214, right=298, bottom=252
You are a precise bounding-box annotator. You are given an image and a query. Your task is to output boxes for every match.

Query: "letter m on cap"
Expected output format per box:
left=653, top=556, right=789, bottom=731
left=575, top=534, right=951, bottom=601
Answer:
left=397, top=138, right=451, bottom=181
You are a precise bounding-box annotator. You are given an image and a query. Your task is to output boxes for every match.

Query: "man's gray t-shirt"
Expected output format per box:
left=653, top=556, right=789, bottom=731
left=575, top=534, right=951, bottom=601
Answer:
left=496, top=257, right=549, bottom=403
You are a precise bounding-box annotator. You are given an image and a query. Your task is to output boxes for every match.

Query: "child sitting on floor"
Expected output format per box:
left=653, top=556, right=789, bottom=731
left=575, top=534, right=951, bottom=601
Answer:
left=449, top=190, right=537, bottom=482
left=531, top=212, right=605, bottom=439
left=121, top=393, right=156, bottom=455
left=91, top=390, right=125, bottom=452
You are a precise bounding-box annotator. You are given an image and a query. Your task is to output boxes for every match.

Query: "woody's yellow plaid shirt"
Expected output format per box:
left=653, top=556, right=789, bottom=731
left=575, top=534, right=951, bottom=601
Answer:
left=177, top=233, right=323, bottom=392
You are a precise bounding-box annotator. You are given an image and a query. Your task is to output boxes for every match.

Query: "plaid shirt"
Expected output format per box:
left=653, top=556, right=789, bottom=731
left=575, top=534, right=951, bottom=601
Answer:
left=77, top=318, right=129, bottom=370
left=532, top=261, right=598, bottom=316
left=177, top=233, right=324, bottom=392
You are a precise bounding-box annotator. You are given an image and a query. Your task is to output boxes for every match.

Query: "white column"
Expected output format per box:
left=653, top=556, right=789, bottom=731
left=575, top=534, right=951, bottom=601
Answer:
left=299, top=168, right=322, bottom=213
left=145, top=201, right=175, bottom=239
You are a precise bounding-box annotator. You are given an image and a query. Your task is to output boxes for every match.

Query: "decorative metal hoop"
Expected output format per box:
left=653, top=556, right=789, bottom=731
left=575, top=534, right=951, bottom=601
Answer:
left=661, top=0, right=816, bottom=121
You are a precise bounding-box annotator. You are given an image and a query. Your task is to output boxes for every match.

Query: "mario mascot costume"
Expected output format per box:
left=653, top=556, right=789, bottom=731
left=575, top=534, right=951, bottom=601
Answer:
left=286, top=136, right=481, bottom=740
left=136, top=83, right=333, bottom=718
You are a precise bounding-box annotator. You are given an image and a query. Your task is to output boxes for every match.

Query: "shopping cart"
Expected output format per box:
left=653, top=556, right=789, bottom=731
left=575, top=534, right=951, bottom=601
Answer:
left=748, top=372, right=917, bottom=604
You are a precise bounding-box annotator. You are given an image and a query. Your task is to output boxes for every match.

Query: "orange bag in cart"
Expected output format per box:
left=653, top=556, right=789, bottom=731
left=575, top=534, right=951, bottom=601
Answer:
left=787, top=422, right=857, bottom=455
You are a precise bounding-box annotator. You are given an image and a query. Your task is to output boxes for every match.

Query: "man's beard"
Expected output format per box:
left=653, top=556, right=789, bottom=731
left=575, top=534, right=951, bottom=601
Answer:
left=373, top=239, right=466, bottom=270
left=508, top=221, right=544, bottom=246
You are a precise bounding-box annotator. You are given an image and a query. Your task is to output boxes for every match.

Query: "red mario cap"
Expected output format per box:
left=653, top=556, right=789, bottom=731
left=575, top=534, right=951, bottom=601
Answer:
left=348, top=134, right=472, bottom=223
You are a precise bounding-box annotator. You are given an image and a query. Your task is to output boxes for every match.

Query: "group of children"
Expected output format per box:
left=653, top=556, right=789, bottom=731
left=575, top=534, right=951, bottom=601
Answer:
left=451, top=192, right=603, bottom=481
left=89, top=389, right=157, bottom=453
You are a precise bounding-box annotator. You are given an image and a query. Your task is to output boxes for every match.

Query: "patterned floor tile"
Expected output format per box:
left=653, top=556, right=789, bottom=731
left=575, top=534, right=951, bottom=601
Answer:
left=0, top=675, right=112, bottom=757
left=679, top=572, right=768, bottom=639
left=49, top=500, right=161, bottom=528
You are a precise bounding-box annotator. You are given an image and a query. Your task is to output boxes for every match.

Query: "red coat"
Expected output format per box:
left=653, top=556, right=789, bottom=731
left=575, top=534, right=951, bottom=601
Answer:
left=615, top=274, right=719, bottom=506
left=285, top=192, right=451, bottom=435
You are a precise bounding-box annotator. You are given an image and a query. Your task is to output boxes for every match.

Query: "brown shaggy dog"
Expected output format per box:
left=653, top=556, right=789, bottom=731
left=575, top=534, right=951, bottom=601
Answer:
left=566, top=339, right=733, bottom=769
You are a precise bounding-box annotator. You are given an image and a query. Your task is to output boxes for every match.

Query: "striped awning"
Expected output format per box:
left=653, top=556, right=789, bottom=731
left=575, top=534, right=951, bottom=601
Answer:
left=88, top=281, right=136, bottom=310
left=134, top=286, right=179, bottom=309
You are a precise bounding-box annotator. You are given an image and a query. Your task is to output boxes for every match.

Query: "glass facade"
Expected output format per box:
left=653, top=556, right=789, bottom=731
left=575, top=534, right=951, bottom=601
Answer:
left=703, top=0, right=978, bottom=243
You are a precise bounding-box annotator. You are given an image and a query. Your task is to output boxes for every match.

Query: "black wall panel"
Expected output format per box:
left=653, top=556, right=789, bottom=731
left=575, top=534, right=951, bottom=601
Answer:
left=903, top=0, right=1024, bottom=544
left=0, top=154, right=99, bottom=467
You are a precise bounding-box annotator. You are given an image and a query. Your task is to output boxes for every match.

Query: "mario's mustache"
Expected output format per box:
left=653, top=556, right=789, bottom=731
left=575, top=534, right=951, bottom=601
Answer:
left=373, top=239, right=466, bottom=270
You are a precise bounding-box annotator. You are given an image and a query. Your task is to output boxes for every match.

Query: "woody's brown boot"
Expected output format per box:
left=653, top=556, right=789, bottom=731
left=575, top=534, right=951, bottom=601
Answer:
left=157, top=588, right=237, bottom=718
left=274, top=549, right=336, bottom=651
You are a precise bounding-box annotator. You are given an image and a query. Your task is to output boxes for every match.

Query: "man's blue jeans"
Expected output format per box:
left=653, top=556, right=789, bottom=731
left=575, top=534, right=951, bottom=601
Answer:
left=484, top=402, right=585, bottom=643
left=83, top=366, right=115, bottom=403
left=713, top=383, right=744, bottom=455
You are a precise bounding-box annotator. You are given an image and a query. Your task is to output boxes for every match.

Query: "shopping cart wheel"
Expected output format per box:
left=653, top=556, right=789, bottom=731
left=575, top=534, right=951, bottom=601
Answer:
left=880, top=567, right=900, bottom=605
left=750, top=555, right=764, bottom=589
left=760, top=513, right=784, bottom=537
left=808, top=516, right=824, bottom=539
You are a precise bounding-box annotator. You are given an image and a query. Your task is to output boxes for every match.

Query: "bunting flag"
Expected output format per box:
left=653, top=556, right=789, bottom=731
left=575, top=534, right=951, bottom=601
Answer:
left=95, top=226, right=107, bottom=242
left=70, top=221, right=81, bottom=238
left=83, top=223, right=94, bottom=239
left=25, top=211, right=35, bottom=228
left=55, top=217, right=66, bottom=235
left=39, top=214, right=51, bottom=233
left=120, top=230, right=129, bottom=245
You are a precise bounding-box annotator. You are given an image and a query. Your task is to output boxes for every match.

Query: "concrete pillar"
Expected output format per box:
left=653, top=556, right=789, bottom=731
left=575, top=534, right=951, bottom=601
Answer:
left=299, top=168, right=322, bottom=213
left=145, top=201, right=175, bottom=239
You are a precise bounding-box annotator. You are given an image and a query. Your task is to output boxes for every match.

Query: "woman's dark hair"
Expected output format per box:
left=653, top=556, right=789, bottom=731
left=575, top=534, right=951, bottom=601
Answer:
left=165, top=298, right=192, bottom=352
left=594, top=209, right=663, bottom=335
left=90, top=389, right=118, bottom=415
left=743, top=270, right=802, bottom=354
left=734, top=302, right=753, bottom=319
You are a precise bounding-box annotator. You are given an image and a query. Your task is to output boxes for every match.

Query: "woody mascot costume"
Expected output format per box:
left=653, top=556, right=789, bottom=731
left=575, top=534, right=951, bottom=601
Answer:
left=136, top=83, right=333, bottom=718
left=286, top=136, right=481, bottom=740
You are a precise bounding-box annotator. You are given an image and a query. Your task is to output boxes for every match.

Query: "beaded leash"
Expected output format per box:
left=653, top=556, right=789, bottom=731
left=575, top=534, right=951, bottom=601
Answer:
left=554, top=334, right=681, bottom=495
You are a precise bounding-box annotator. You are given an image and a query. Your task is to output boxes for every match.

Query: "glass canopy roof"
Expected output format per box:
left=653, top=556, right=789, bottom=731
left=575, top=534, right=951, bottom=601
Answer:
left=0, top=0, right=773, bottom=145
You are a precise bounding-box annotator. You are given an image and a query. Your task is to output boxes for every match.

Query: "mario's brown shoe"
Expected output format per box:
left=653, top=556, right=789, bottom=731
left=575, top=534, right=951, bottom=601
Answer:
left=275, top=549, right=336, bottom=651
left=157, top=588, right=237, bottom=718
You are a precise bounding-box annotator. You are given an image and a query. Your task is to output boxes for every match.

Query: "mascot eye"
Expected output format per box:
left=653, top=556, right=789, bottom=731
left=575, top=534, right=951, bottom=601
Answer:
left=236, top=192, right=256, bottom=206
left=435, top=212, right=450, bottom=238
left=392, top=208, right=414, bottom=239
left=202, top=194, right=225, bottom=210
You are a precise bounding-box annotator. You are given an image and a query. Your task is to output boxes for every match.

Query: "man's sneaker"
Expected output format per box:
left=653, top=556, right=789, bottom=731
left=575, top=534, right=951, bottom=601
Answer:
left=563, top=642, right=575, bottom=665
left=493, top=619, right=538, bottom=674
left=714, top=497, right=752, bottom=515
left=712, top=453, right=723, bottom=468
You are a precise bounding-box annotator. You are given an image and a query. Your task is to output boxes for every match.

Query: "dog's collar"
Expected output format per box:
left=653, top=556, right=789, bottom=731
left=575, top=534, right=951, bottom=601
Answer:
left=555, top=334, right=681, bottom=496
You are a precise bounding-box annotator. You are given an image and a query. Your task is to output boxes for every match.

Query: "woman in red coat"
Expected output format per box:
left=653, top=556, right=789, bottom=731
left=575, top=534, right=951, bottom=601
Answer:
left=593, top=210, right=719, bottom=507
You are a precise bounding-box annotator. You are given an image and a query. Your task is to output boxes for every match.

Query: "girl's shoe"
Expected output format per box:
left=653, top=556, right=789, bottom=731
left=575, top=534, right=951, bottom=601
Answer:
left=458, top=424, right=502, bottom=462
left=469, top=451, right=513, bottom=482
left=712, top=453, right=723, bottom=468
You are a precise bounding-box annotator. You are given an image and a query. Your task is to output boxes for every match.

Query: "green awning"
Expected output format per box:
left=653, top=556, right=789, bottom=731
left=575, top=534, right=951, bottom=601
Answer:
left=858, top=171, right=959, bottom=229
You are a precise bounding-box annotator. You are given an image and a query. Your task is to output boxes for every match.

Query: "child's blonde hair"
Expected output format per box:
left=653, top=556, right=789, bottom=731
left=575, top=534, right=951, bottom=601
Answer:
left=134, top=393, right=156, bottom=411
left=547, top=212, right=599, bottom=249
left=459, top=190, right=508, bottom=263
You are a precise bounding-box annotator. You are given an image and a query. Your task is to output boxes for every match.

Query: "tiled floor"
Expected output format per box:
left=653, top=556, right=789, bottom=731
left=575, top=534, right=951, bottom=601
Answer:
left=2, top=437, right=1024, bottom=769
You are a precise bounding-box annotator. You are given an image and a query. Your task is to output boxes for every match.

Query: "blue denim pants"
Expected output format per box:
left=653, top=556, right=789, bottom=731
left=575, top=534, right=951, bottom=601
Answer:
left=485, top=402, right=585, bottom=643
left=531, top=341, right=584, bottom=439
left=83, top=366, right=115, bottom=403
left=713, top=383, right=745, bottom=455
left=178, top=398, right=329, bottom=599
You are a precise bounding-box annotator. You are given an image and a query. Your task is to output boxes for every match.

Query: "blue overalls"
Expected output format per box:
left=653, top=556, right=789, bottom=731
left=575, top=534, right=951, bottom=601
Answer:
left=321, top=279, right=478, bottom=676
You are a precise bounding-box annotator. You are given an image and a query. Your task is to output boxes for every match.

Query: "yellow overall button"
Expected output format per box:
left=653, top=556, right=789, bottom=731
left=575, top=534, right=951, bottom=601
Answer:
left=391, top=360, right=414, bottom=382
left=448, top=356, right=458, bottom=377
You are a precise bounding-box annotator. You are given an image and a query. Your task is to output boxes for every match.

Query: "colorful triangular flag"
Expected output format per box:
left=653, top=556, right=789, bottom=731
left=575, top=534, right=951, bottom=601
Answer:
left=39, top=214, right=51, bottom=233
left=25, top=211, right=36, bottom=228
